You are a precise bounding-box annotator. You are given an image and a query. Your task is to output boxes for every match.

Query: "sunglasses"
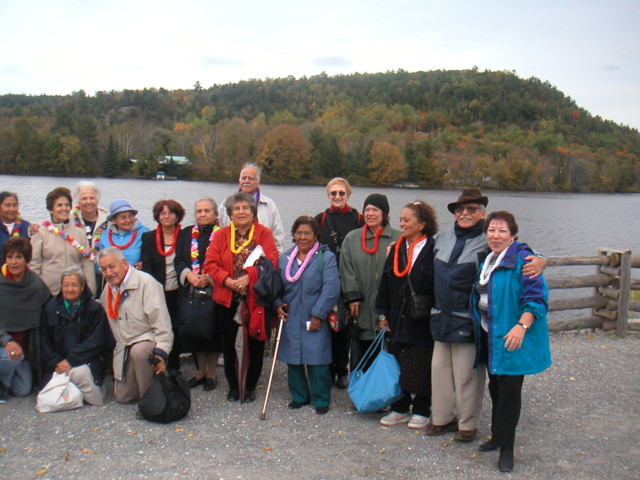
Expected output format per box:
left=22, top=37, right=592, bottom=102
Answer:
left=330, top=191, right=346, bottom=197
left=454, top=205, right=481, bottom=214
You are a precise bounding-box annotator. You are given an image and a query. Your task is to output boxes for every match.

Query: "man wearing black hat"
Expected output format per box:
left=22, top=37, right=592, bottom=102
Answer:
left=426, top=188, right=545, bottom=442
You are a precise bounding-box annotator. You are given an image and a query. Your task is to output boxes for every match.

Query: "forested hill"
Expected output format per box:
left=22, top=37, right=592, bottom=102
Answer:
left=1, top=69, right=639, bottom=192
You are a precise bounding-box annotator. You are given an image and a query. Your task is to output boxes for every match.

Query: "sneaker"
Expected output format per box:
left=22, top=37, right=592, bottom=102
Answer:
left=380, top=411, right=411, bottom=426
left=407, top=414, right=430, bottom=429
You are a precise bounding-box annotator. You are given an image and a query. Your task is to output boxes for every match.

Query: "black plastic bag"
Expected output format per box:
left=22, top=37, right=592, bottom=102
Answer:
left=138, top=370, right=191, bottom=423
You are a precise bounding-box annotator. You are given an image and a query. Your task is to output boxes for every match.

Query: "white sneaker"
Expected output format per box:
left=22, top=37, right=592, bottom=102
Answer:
left=380, top=411, right=411, bottom=426
left=407, top=414, right=430, bottom=429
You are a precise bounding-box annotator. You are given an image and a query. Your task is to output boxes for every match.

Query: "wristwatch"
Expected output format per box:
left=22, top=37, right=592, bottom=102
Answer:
left=378, top=314, right=387, bottom=322
left=518, top=322, right=529, bottom=331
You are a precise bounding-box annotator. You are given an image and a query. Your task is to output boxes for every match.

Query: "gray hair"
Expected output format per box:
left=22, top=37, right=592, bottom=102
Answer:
left=224, top=192, right=258, bottom=218
left=240, top=162, right=261, bottom=182
left=61, top=265, right=86, bottom=286
left=75, top=181, right=101, bottom=202
left=194, top=197, right=219, bottom=218
left=96, top=246, right=126, bottom=264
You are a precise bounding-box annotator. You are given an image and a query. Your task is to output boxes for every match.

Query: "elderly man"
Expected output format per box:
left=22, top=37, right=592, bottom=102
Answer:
left=426, top=188, right=545, bottom=441
left=219, top=162, right=285, bottom=252
left=97, top=247, right=173, bottom=404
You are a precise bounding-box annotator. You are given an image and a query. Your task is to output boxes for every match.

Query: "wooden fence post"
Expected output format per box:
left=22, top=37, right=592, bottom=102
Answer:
left=617, top=250, right=632, bottom=338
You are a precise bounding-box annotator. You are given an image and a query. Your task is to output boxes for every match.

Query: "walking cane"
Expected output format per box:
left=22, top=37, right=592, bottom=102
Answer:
left=259, top=315, right=285, bottom=420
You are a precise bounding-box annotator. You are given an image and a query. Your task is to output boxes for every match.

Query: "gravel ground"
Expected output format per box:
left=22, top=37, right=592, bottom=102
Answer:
left=1, top=330, right=639, bottom=480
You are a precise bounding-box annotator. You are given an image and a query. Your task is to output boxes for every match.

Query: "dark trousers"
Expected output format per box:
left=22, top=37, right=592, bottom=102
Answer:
left=388, top=341, right=432, bottom=417
left=330, top=327, right=350, bottom=379
left=165, top=289, right=180, bottom=371
left=216, top=303, right=265, bottom=393
left=481, top=328, right=524, bottom=448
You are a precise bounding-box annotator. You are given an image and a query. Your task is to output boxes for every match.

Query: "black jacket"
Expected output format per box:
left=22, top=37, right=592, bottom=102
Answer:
left=375, top=236, right=435, bottom=346
left=40, top=287, right=108, bottom=387
left=314, top=207, right=363, bottom=264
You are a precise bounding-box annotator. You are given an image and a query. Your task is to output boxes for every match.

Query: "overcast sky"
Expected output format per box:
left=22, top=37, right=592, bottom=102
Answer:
left=1, top=0, right=639, bottom=129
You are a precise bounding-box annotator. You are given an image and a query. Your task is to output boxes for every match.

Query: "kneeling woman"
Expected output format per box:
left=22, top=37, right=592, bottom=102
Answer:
left=275, top=216, right=340, bottom=415
left=40, top=265, right=108, bottom=405
left=470, top=211, right=551, bottom=473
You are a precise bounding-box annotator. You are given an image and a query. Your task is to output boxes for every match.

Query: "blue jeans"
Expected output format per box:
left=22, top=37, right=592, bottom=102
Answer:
left=0, top=347, right=32, bottom=396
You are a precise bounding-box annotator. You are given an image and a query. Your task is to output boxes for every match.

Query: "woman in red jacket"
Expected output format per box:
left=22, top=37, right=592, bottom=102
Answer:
left=204, top=192, right=278, bottom=403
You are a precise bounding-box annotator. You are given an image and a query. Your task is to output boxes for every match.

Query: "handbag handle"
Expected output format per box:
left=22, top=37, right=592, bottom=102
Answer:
left=352, top=327, right=387, bottom=374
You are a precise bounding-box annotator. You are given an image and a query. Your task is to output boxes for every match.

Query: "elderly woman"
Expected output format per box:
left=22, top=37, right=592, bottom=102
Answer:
left=470, top=211, right=551, bottom=473
left=0, top=238, right=51, bottom=403
left=204, top=192, right=279, bottom=403
left=29, top=187, right=96, bottom=296
left=0, top=191, right=32, bottom=249
left=340, top=194, right=401, bottom=365
left=72, top=181, right=109, bottom=249
left=96, top=199, right=149, bottom=269
left=40, top=265, right=108, bottom=405
left=275, top=216, right=340, bottom=414
left=376, top=201, right=438, bottom=430
left=314, top=177, right=363, bottom=390
left=174, top=198, right=222, bottom=391
left=141, top=199, right=185, bottom=372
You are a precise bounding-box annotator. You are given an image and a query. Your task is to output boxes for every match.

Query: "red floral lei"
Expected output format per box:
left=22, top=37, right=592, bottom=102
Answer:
left=361, top=225, right=384, bottom=254
left=393, top=235, right=426, bottom=277
left=155, top=225, right=181, bottom=256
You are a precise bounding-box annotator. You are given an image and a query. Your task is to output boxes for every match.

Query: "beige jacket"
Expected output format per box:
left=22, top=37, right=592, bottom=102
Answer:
left=99, top=268, right=173, bottom=381
left=29, top=221, right=97, bottom=295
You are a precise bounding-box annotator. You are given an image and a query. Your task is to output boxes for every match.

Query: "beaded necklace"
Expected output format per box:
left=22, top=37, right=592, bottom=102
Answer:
left=392, top=235, right=426, bottom=277
left=190, top=224, right=219, bottom=273
left=361, top=225, right=384, bottom=254
left=42, top=220, right=94, bottom=260
left=229, top=222, right=255, bottom=254
left=155, top=224, right=181, bottom=257
left=285, top=241, right=320, bottom=283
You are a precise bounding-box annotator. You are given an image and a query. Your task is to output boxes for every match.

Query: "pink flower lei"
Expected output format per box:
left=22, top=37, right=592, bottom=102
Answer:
left=285, top=241, right=320, bottom=283
left=190, top=224, right=219, bottom=273
left=42, top=220, right=94, bottom=261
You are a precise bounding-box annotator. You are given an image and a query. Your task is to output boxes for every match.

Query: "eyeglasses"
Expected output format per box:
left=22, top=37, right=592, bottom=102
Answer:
left=454, top=205, right=481, bottom=214
left=330, top=191, right=346, bottom=197
left=293, top=231, right=315, bottom=238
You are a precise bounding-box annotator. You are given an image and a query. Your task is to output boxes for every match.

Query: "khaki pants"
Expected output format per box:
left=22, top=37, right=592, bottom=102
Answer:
left=430, top=341, right=486, bottom=430
left=69, top=365, right=103, bottom=406
left=114, top=341, right=155, bottom=404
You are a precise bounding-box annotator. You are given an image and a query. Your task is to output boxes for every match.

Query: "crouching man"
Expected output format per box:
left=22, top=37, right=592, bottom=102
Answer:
left=97, top=247, right=173, bottom=403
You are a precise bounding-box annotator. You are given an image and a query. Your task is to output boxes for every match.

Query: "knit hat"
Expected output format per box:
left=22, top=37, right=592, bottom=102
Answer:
left=107, top=199, right=138, bottom=221
left=363, top=194, right=390, bottom=215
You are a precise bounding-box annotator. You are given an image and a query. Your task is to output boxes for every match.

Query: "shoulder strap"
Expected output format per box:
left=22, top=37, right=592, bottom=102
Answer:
left=320, top=211, right=327, bottom=228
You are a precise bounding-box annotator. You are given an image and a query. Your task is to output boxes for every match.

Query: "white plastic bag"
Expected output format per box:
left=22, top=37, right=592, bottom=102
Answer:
left=36, top=372, right=83, bottom=413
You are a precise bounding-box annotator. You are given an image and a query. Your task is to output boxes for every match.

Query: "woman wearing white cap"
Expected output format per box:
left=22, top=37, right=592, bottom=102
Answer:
left=95, top=199, right=149, bottom=269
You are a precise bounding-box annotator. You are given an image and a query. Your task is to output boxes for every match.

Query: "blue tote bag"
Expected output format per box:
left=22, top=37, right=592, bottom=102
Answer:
left=348, top=328, right=403, bottom=413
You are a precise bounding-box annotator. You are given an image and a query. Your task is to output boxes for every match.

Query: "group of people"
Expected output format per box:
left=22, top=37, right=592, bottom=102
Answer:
left=0, top=165, right=552, bottom=473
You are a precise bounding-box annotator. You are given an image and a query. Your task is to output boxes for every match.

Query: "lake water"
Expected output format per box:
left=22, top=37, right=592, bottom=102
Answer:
left=4, top=174, right=639, bottom=258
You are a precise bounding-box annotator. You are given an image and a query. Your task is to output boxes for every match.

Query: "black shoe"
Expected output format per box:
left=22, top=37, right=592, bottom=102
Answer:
left=188, top=377, right=205, bottom=389
left=203, top=378, right=217, bottom=391
left=498, top=447, right=514, bottom=472
left=227, top=390, right=239, bottom=402
left=0, top=382, right=8, bottom=404
left=479, top=439, right=499, bottom=452
left=243, top=390, right=256, bottom=403
left=315, top=406, right=329, bottom=415
left=288, top=400, right=310, bottom=409
left=336, top=375, right=349, bottom=389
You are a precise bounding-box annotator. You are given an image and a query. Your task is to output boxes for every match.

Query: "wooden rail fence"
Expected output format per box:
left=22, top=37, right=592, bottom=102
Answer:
left=547, top=249, right=640, bottom=337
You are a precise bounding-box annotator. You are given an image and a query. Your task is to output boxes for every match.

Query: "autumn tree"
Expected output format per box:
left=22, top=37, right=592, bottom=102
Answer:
left=215, top=118, right=254, bottom=176
left=256, top=124, right=312, bottom=182
left=368, top=141, right=407, bottom=184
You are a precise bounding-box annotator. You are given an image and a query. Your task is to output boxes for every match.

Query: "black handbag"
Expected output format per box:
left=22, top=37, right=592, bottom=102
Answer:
left=177, top=285, right=215, bottom=341
left=407, top=275, right=432, bottom=321
left=138, top=370, right=191, bottom=423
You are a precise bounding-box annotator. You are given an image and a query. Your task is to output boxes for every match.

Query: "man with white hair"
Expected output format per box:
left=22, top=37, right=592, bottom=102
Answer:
left=97, top=247, right=173, bottom=403
left=219, top=162, right=285, bottom=252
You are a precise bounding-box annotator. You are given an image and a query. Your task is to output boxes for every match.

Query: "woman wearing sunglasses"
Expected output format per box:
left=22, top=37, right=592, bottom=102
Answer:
left=314, top=177, right=363, bottom=390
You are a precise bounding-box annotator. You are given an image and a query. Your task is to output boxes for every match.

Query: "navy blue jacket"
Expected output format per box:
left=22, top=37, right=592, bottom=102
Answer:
left=0, top=219, right=31, bottom=250
left=40, top=287, right=108, bottom=387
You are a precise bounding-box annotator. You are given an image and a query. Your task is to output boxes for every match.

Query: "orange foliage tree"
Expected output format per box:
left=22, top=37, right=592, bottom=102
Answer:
left=256, top=124, right=312, bottom=182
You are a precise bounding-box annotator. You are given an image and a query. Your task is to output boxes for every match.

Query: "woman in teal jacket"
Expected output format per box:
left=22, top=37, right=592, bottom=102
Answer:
left=470, top=211, right=551, bottom=473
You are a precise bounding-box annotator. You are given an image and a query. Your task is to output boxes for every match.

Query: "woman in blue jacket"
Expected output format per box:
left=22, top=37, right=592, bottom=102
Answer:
left=470, top=211, right=551, bottom=473
left=275, top=216, right=340, bottom=415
